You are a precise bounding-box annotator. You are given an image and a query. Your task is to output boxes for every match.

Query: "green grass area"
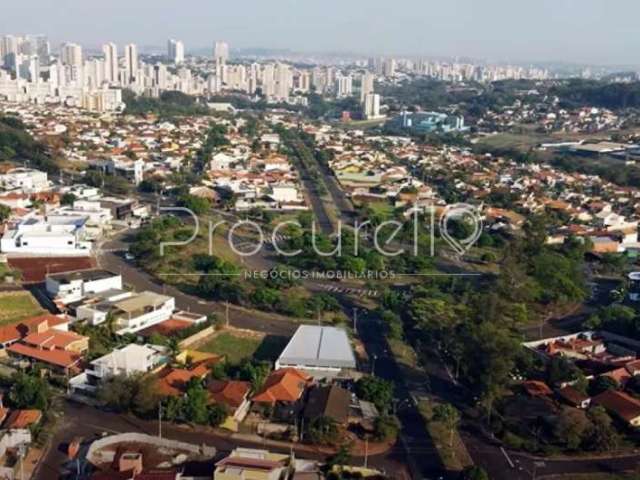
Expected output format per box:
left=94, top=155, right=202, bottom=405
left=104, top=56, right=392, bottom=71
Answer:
left=0, top=291, right=45, bottom=325
left=367, top=201, right=395, bottom=220
left=342, top=118, right=387, bottom=130
left=196, top=331, right=288, bottom=365
left=475, top=132, right=550, bottom=152
left=418, top=399, right=473, bottom=473
left=388, top=338, right=418, bottom=369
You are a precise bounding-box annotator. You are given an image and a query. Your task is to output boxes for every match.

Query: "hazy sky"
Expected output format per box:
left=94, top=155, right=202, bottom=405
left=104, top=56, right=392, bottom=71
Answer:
left=2, top=0, right=637, bottom=65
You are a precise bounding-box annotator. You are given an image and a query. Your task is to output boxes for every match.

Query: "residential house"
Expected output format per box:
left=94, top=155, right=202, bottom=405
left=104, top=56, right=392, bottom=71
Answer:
left=214, top=448, right=291, bottom=480
left=69, top=344, right=169, bottom=395
left=0, top=168, right=49, bottom=193
left=0, top=314, right=70, bottom=349
left=75, top=290, right=175, bottom=335
left=252, top=368, right=311, bottom=421
left=0, top=214, right=92, bottom=256
left=3, top=410, right=42, bottom=430
left=303, top=384, right=351, bottom=426
left=592, top=390, right=640, bottom=427
left=45, top=269, right=122, bottom=308
left=208, top=380, right=252, bottom=427
left=556, top=386, right=591, bottom=409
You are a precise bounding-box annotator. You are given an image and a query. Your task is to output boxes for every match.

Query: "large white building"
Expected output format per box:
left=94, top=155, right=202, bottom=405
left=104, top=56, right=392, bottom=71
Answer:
left=102, top=42, right=119, bottom=84
left=123, top=43, right=138, bottom=85
left=46, top=269, right=122, bottom=306
left=336, top=74, right=353, bottom=98
left=0, top=214, right=92, bottom=256
left=61, top=42, right=83, bottom=68
left=167, top=39, right=184, bottom=65
left=275, top=325, right=357, bottom=377
left=364, top=93, right=382, bottom=119
left=69, top=344, right=169, bottom=395
left=0, top=168, right=49, bottom=193
left=360, top=72, right=375, bottom=103
left=75, top=290, right=176, bottom=335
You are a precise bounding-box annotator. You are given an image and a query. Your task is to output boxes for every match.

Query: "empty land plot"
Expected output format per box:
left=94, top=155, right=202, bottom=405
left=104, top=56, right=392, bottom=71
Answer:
left=0, top=290, right=45, bottom=325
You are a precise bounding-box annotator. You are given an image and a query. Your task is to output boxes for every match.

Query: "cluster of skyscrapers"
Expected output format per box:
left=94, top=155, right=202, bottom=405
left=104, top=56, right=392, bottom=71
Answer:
left=0, top=33, right=548, bottom=116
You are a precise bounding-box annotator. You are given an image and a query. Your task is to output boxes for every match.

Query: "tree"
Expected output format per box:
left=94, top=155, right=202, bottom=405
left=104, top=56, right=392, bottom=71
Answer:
left=97, top=375, right=138, bottom=412
left=553, top=407, right=591, bottom=450
left=237, top=360, right=271, bottom=392
left=433, top=403, right=460, bottom=447
left=585, top=406, right=619, bottom=452
left=589, top=376, right=619, bottom=397
left=132, top=376, right=162, bottom=418
left=546, top=357, right=580, bottom=386
left=8, top=372, right=50, bottom=410
left=460, top=466, right=490, bottom=480
left=208, top=404, right=228, bottom=427
left=60, top=192, right=77, bottom=206
left=373, top=415, right=400, bottom=441
left=163, top=396, right=184, bottom=422
left=324, top=443, right=352, bottom=474
left=307, top=416, right=340, bottom=445
left=183, top=379, right=210, bottom=424
left=0, top=204, right=12, bottom=223
left=355, top=376, right=394, bottom=413
left=177, top=194, right=211, bottom=215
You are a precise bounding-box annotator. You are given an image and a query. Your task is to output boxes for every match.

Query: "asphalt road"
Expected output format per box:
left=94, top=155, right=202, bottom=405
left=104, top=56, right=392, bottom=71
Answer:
left=34, top=400, right=409, bottom=480
left=96, top=236, right=298, bottom=337
left=290, top=139, right=335, bottom=235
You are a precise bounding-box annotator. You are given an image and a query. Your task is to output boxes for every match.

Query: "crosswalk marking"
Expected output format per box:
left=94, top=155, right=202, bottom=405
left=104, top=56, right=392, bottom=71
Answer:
left=318, top=284, right=378, bottom=297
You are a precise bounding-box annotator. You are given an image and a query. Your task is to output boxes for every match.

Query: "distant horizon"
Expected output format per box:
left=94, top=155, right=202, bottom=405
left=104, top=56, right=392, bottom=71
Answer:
left=3, top=0, right=639, bottom=68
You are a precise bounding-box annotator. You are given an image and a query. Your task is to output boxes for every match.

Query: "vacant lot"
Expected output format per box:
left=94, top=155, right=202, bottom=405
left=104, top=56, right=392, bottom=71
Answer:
left=196, top=330, right=288, bottom=365
left=0, top=290, right=45, bottom=325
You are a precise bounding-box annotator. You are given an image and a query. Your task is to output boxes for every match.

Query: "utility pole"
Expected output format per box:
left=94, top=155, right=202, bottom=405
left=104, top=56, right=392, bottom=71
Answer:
left=225, top=301, right=230, bottom=327
left=352, top=307, right=358, bottom=332
left=158, top=401, right=163, bottom=439
left=18, top=444, right=25, bottom=480
left=371, top=354, right=377, bottom=376
left=363, top=437, right=369, bottom=469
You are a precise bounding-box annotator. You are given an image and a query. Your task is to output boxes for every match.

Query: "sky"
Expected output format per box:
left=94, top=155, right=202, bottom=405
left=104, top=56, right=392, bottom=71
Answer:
left=2, top=0, right=638, bottom=66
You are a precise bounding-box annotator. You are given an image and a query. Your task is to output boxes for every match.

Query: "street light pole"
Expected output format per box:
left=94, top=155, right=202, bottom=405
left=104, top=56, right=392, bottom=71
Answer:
left=363, top=437, right=369, bottom=469
left=158, top=401, right=163, bottom=440
left=352, top=307, right=358, bottom=332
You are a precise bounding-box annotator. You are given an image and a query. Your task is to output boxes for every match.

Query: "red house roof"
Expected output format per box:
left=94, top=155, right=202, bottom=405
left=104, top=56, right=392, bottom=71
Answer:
left=208, top=380, right=251, bottom=408
left=0, top=314, right=68, bottom=345
left=4, top=409, right=42, bottom=429
left=252, top=368, right=311, bottom=404
left=7, top=342, right=81, bottom=369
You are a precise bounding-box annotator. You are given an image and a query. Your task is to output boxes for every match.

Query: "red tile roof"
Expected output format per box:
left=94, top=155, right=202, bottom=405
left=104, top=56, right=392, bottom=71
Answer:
left=593, top=390, right=640, bottom=423
left=522, top=380, right=553, bottom=397
left=4, top=409, right=42, bottom=429
left=23, top=329, right=88, bottom=351
left=138, top=318, right=192, bottom=337
left=0, top=314, right=68, bottom=345
left=155, top=365, right=210, bottom=397
left=602, top=367, right=632, bottom=385
left=7, top=342, right=81, bottom=369
left=252, top=368, right=311, bottom=404
left=208, top=380, right=251, bottom=408
left=556, top=385, right=590, bottom=406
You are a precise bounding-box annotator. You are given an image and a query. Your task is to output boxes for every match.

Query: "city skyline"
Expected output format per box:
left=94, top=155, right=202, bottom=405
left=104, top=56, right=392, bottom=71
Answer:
left=2, top=0, right=639, bottom=66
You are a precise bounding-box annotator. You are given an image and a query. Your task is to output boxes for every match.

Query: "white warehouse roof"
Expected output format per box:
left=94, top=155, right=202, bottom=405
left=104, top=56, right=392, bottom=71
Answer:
left=277, top=325, right=356, bottom=370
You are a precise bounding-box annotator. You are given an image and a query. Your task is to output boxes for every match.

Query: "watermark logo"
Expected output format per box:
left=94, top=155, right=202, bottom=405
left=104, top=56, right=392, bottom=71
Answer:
left=158, top=203, right=483, bottom=258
